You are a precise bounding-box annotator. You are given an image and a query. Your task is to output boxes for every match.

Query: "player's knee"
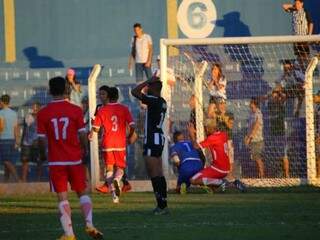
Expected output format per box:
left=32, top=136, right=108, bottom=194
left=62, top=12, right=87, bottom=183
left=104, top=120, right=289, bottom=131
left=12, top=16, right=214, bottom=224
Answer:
left=106, top=165, right=114, bottom=172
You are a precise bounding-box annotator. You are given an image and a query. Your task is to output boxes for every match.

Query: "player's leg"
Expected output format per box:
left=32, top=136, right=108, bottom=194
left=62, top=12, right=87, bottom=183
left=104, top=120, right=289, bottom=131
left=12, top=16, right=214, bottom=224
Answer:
left=144, top=153, right=168, bottom=213
left=190, top=167, right=226, bottom=188
left=121, top=170, right=132, bottom=192
left=50, top=166, right=75, bottom=239
left=113, top=151, right=126, bottom=197
left=20, top=145, right=30, bottom=182
left=69, top=164, right=103, bottom=239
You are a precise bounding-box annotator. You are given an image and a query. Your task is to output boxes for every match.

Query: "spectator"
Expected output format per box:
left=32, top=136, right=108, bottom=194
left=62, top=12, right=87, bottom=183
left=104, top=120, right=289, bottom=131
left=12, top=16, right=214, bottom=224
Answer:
left=128, top=23, right=153, bottom=83
left=245, top=98, right=265, bottom=178
left=208, top=63, right=227, bottom=103
left=267, top=90, right=289, bottom=178
left=66, top=68, right=82, bottom=106
left=282, top=0, right=313, bottom=64
left=21, top=101, right=43, bottom=182
left=0, top=94, right=20, bottom=182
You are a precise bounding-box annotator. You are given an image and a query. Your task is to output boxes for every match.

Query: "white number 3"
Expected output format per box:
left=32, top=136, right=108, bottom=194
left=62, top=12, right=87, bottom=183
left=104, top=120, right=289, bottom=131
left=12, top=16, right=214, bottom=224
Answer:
left=111, top=115, right=118, bottom=132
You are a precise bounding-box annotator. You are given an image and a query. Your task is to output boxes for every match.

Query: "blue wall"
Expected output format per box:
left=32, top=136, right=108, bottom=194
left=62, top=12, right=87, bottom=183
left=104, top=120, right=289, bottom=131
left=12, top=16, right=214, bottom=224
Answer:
left=0, top=0, right=319, bottom=67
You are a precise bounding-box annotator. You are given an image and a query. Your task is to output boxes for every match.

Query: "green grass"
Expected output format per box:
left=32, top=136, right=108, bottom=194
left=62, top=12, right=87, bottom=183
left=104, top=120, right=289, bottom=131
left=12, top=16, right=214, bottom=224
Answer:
left=1, top=187, right=320, bottom=240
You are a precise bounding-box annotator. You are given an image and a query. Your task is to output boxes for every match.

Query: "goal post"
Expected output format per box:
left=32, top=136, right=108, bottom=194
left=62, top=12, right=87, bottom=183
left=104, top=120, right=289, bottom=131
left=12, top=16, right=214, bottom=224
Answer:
left=88, top=64, right=102, bottom=189
left=160, top=35, right=320, bottom=187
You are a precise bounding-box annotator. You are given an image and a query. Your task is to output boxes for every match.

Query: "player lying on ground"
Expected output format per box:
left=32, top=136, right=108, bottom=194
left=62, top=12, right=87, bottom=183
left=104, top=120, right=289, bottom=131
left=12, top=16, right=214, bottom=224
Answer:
left=170, top=131, right=204, bottom=193
left=189, top=118, right=246, bottom=192
left=90, top=87, right=136, bottom=203
left=131, top=77, right=169, bottom=215
left=37, top=77, right=103, bottom=240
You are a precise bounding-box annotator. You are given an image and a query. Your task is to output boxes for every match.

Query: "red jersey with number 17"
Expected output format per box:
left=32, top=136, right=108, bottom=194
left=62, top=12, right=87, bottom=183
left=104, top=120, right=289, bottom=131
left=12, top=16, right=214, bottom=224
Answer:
left=37, top=100, right=86, bottom=165
left=92, top=103, right=134, bottom=151
left=199, top=131, right=230, bottom=172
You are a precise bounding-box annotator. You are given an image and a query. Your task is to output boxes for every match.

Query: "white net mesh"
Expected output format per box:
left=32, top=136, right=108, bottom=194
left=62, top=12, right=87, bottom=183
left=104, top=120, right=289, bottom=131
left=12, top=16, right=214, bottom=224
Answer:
left=163, top=37, right=320, bottom=186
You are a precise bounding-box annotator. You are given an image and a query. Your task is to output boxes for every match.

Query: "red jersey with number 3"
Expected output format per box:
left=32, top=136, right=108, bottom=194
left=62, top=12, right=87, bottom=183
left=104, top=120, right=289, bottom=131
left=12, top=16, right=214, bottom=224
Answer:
left=92, top=103, right=134, bottom=151
left=199, top=131, right=230, bottom=172
left=37, top=100, right=86, bottom=165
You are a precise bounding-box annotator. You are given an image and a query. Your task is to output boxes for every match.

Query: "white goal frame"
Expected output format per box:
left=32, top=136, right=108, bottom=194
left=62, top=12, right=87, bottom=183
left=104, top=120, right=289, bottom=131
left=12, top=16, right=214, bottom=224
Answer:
left=160, top=35, right=320, bottom=187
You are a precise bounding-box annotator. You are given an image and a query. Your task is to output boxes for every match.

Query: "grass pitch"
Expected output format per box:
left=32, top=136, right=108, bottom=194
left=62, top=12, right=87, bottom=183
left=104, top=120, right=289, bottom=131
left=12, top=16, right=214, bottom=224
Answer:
left=0, top=187, right=320, bottom=240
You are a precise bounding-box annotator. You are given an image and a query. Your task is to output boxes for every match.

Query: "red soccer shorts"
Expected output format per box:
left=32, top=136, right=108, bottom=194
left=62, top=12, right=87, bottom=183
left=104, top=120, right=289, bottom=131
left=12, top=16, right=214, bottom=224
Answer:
left=103, top=151, right=126, bottom=168
left=191, top=166, right=227, bottom=181
left=49, top=164, right=86, bottom=193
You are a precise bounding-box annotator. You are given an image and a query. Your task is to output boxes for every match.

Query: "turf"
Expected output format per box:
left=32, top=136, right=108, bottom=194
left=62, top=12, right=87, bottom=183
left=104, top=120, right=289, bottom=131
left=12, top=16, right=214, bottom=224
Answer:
left=1, top=187, right=320, bottom=240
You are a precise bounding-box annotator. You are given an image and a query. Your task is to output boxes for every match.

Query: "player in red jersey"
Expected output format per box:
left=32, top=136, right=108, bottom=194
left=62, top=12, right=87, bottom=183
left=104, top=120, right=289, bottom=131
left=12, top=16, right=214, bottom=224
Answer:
left=90, top=87, right=136, bottom=203
left=37, top=77, right=103, bottom=240
left=190, top=118, right=246, bottom=192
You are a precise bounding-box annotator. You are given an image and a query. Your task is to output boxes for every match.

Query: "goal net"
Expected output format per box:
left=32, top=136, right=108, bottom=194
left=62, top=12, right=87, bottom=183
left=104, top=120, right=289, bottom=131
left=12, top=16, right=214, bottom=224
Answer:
left=160, top=35, right=320, bottom=187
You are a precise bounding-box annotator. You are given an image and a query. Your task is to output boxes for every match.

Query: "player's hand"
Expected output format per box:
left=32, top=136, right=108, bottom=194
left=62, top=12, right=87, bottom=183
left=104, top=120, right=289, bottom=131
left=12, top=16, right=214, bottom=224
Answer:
left=127, top=131, right=138, bottom=144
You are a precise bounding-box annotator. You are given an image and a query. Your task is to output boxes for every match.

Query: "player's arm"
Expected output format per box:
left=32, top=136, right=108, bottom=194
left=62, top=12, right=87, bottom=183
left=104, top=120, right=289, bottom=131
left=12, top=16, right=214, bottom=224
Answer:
left=131, top=78, right=155, bottom=100
left=88, top=111, right=102, bottom=141
left=13, top=120, right=20, bottom=147
left=79, top=131, right=88, bottom=156
left=170, top=145, right=180, bottom=167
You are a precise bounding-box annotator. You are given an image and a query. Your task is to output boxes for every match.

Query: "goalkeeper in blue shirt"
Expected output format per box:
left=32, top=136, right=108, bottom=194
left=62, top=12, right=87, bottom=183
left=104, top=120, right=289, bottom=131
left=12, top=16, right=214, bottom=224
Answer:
left=170, top=131, right=204, bottom=193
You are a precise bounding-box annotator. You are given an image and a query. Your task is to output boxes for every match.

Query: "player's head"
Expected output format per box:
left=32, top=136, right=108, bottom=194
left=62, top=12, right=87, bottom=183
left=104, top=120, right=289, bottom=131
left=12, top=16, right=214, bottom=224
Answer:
left=204, top=118, right=217, bottom=135
left=250, top=97, right=260, bottom=112
left=173, top=131, right=184, bottom=143
left=0, top=94, right=10, bottom=107
left=99, top=85, right=109, bottom=104
left=147, top=77, right=162, bottom=96
left=216, top=98, right=226, bottom=113
left=133, top=23, right=143, bottom=37
left=49, top=76, right=68, bottom=97
left=107, top=87, right=119, bottom=102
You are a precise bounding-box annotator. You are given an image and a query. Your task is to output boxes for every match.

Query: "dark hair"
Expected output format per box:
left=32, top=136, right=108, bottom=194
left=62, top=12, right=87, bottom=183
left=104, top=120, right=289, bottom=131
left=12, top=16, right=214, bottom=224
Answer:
left=0, top=94, right=10, bottom=104
left=49, top=77, right=67, bottom=96
left=211, top=63, right=223, bottom=80
left=133, top=23, right=141, bottom=28
left=250, top=97, right=260, bottom=108
left=295, top=0, right=303, bottom=3
left=99, top=85, right=109, bottom=93
left=32, top=100, right=41, bottom=107
left=148, top=78, right=163, bottom=93
left=108, top=87, right=119, bottom=102
left=173, top=131, right=183, bottom=143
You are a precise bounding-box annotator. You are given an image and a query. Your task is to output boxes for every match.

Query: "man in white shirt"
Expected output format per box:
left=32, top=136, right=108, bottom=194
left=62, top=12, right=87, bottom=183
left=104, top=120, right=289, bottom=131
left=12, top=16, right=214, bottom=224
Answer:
left=0, top=94, right=20, bottom=182
left=128, top=23, right=153, bottom=83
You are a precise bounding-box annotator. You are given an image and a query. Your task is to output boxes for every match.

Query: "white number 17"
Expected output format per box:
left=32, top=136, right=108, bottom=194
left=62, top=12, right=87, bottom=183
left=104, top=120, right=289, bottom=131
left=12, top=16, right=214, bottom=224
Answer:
left=51, top=117, right=69, bottom=140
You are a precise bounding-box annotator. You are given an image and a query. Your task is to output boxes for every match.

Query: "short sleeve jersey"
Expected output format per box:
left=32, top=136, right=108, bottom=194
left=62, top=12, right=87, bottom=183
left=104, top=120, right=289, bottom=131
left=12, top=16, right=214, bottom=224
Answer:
left=131, top=33, right=152, bottom=63
left=37, top=100, right=86, bottom=164
left=170, top=140, right=201, bottom=165
left=199, top=131, right=230, bottom=172
left=141, top=94, right=167, bottom=144
left=93, top=103, right=134, bottom=150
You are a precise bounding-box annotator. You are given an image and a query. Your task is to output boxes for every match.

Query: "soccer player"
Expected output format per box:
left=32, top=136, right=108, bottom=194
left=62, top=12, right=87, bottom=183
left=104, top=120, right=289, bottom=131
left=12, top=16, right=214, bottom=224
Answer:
left=90, top=87, right=136, bottom=203
left=94, top=86, right=133, bottom=194
left=131, top=77, right=169, bottom=215
left=190, top=118, right=245, bottom=192
left=37, top=77, right=103, bottom=240
left=170, top=131, right=204, bottom=194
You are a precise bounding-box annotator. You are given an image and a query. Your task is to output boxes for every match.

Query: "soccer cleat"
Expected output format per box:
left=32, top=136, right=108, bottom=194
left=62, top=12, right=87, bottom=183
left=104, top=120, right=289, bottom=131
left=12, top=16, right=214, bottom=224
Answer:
left=180, top=183, right=187, bottom=194
left=112, top=192, right=119, bottom=204
left=113, top=179, right=121, bottom=197
left=153, top=207, right=169, bottom=215
left=233, top=179, right=247, bottom=193
left=219, top=179, right=228, bottom=193
left=121, top=182, right=132, bottom=193
left=85, top=226, right=104, bottom=240
left=95, top=184, right=109, bottom=194
left=56, top=235, right=76, bottom=240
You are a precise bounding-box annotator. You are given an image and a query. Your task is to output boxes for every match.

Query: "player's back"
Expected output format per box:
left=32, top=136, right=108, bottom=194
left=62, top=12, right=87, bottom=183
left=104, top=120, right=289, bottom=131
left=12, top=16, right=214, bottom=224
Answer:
left=97, top=103, right=134, bottom=149
left=37, top=100, right=85, bottom=164
left=172, top=141, right=201, bottom=165
left=200, top=131, right=230, bottom=171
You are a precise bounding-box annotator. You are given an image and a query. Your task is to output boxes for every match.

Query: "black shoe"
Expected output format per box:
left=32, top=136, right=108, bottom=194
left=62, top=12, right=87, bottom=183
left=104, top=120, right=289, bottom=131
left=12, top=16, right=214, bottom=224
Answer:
left=233, top=179, right=247, bottom=193
left=153, top=207, right=169, bottom=215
